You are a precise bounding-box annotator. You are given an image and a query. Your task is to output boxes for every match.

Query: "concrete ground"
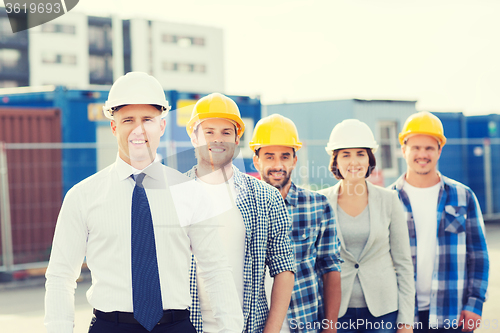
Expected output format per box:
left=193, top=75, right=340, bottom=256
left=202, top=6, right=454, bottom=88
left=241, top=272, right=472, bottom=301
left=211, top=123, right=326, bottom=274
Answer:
left=0, top=275, right=93, bottom=333
left=0, top=223, right=499, bottom=333
left=477, top=222, right=500, bottom=332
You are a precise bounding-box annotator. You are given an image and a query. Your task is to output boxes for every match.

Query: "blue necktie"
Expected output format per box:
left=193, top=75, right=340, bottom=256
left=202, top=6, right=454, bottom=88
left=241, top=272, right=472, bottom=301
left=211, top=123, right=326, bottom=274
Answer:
left=131, top=173, right=163, bottom=331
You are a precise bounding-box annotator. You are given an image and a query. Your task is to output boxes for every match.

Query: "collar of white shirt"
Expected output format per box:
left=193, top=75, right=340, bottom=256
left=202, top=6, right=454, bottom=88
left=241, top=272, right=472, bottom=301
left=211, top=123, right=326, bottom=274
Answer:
left=115, top=154, right=164, bottom=182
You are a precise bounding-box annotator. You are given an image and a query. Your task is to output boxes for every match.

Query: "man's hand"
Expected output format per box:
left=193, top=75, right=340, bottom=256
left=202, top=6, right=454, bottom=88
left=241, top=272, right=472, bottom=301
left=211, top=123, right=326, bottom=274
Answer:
left=459, top=310, right=481, bottom=332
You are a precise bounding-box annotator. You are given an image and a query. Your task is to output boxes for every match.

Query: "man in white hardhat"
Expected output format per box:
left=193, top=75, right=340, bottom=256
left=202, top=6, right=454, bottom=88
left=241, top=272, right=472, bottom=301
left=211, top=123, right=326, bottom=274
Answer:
left=44, top=72, right=243, bottom=333
left=251, top=114, right=343, bottom=333
left=185, top=93, right=295, bottom=333
left=390, top=112, right=489, bottom=332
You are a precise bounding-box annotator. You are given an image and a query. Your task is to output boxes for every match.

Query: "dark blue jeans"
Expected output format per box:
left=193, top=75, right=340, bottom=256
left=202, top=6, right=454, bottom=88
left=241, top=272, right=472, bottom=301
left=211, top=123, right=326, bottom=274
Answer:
left=337, top=308, right=398, bottom=333
left=88, top=316, right=197, bottom=333
left=415, top=310, right=466, bottom=333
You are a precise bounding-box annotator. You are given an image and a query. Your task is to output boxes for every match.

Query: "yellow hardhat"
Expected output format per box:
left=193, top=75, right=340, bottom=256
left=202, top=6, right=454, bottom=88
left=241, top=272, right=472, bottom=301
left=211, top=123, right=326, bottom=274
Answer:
left=249, top=114, right=302, bottom=152
left=186, top=93, right=245, bottom=137
left=399, top=111, right=446, bottom=147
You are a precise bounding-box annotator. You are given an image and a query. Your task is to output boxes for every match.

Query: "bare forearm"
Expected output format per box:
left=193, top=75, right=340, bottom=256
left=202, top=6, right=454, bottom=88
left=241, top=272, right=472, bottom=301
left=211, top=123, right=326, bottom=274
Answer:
left=263, top=271, right=295, bottom=333
left=322, top=271, right=341, bottom=332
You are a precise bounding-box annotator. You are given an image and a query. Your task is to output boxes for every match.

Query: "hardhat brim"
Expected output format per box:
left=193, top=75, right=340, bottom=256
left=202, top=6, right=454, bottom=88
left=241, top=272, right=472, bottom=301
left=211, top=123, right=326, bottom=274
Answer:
left=399, top=131, right=446, bottom=146
left=325, top=144, right=379, bottom=155
left=102, top=104, right=170, bottom=120
left=249, top=142, right=303, bottom=153
left=186, top=113, right=245, bottom=137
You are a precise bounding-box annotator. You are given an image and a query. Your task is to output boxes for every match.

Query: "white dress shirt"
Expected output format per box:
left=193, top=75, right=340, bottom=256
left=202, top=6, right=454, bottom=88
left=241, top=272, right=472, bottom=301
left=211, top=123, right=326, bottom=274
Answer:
left=45, top=155, right=243, bottom=332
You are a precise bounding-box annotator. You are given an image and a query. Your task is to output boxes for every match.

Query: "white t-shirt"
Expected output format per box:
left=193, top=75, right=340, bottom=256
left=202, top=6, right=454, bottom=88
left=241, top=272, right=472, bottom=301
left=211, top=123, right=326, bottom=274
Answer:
left=196, top=176, right=246, bottom=333
left=403, top=181, right=441, bottom=311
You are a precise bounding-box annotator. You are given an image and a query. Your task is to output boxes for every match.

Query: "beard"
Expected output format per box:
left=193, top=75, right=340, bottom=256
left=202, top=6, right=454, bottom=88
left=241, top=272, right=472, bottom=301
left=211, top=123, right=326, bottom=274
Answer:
left=413, top=159, right=432, bottom=175
left=195, top=142, right=239, bottom=171
left=261, top=169, right=292, bottom=190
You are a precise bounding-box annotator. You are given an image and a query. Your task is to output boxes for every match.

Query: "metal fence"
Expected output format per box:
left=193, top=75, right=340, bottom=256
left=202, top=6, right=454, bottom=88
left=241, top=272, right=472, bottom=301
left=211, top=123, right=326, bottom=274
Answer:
left=0, top=138, right=498, bottom=272
left=0, top=140, right=250, bottom=272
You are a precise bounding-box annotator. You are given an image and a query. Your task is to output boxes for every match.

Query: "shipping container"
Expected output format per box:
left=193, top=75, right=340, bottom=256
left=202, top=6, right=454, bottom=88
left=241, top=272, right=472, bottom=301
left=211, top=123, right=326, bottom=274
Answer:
left=466, top=115, right=500, bottom=216
left=0, top=107, right=62, bottom=265
left=1, top=87, right=107, bottom=195
left=432, top=112, right=469, bottom=185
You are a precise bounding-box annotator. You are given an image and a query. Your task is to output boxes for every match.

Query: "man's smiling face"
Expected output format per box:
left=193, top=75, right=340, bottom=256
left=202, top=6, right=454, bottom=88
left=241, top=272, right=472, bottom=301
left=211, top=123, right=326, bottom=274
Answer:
left=191, top=118, right=240, bottom=170
left=111, top=104, right=165, bottom=168
left=402, top=134, right=442, bottom=177
left=253, top=146, right=297, bottom=190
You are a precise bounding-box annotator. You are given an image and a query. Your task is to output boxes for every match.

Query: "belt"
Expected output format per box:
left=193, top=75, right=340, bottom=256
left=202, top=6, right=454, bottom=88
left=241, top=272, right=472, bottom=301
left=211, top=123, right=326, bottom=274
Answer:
left=93, top=309, right=190, bottom=325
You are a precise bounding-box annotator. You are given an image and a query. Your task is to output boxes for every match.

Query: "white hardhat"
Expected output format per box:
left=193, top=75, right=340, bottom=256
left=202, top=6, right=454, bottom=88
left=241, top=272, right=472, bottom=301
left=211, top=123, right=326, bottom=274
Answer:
left=102, top=72, right=171, bottom=120
left=325, top=119, right=379, bottom=155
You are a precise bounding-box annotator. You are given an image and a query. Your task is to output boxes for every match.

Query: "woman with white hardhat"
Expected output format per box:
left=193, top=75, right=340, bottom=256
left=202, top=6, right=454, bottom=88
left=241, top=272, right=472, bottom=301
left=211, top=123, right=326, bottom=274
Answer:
left=318, top=119, right=415, bottom=333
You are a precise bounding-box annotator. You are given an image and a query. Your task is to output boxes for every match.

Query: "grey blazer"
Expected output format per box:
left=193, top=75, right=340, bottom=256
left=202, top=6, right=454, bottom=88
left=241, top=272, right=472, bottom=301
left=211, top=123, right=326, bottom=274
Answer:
left=318, top=181, right=415, bottom=324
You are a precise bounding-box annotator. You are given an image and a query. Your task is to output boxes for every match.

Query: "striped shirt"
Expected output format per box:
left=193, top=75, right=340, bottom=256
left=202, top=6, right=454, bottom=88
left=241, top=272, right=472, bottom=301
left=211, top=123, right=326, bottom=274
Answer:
left=390, top=173, right=489, bottom=328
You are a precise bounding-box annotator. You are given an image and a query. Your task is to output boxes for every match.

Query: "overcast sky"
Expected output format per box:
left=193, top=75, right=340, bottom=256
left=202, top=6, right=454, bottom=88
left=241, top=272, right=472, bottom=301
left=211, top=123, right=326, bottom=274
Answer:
left=74, top=0, right=500, bottom=115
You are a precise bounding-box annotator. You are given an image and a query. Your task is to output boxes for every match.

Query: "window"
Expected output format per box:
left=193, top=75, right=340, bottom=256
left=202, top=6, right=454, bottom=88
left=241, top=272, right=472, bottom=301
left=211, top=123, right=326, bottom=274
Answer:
left=0, top=80, right=18, bottom=88
left=89, top=55, right=112, bottom=82
left=89, top=25, right=111, bottom=49
left=41, top=23, right=76, bottom=34
left=163, top=62, right=177, bottom=71
left=0, top=17, right=12, bottom=35
left=192, top=37, right=205, bottom=46
left=60, top=54, right=77, bottom=65
left=0, top=49, right=21, bottom=69
left=89, top=55, right=106, bottom=77
left=162, top=34, right=177, bottom=43
left=162, top=34, right=205, bottom=47
left=378, top=121, right=399, bottom=177
left=194, top=64, right=206, bottom=73
left=163, top=62, right=206, bottom=74
left=177, top=37, right=192, bottom=48
left=42, top=52, right=77, bottom=65
left=0, top=17, right=27, bottom=43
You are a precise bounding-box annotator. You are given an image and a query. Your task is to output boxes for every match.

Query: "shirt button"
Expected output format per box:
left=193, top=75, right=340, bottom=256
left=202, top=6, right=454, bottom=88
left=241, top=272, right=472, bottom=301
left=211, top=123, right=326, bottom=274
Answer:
left=354, top=264, right=359, bottom=269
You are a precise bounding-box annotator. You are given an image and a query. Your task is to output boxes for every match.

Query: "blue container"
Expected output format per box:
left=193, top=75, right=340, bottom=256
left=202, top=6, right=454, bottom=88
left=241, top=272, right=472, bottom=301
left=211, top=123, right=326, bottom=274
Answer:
left=466, top=115, right=500, bottom=214
left=432, top=112, right=468, bottom=185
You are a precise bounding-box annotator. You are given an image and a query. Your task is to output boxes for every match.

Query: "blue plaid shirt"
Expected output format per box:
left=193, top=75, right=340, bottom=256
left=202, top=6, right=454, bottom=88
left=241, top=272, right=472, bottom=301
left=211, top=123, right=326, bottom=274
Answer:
left=186, top=166, right=295, bottom=333
left=390, top=173, right=489, bottom=328
left=284, top=182, right=342, bottom=333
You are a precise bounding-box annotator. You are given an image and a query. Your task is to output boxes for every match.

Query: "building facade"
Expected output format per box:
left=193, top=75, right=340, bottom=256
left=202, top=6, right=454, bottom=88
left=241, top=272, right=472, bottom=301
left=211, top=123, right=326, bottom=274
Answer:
left=0, top=9, right=224, bottom=92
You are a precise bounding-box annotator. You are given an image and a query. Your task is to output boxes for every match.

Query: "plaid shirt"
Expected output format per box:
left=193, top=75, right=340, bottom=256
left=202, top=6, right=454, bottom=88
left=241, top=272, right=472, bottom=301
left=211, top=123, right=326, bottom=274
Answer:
left=284, top=182, right=342, bottom=333
left=390, top=173, right=489, bottom=328
left=186, top=166, right=295, bottom=333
